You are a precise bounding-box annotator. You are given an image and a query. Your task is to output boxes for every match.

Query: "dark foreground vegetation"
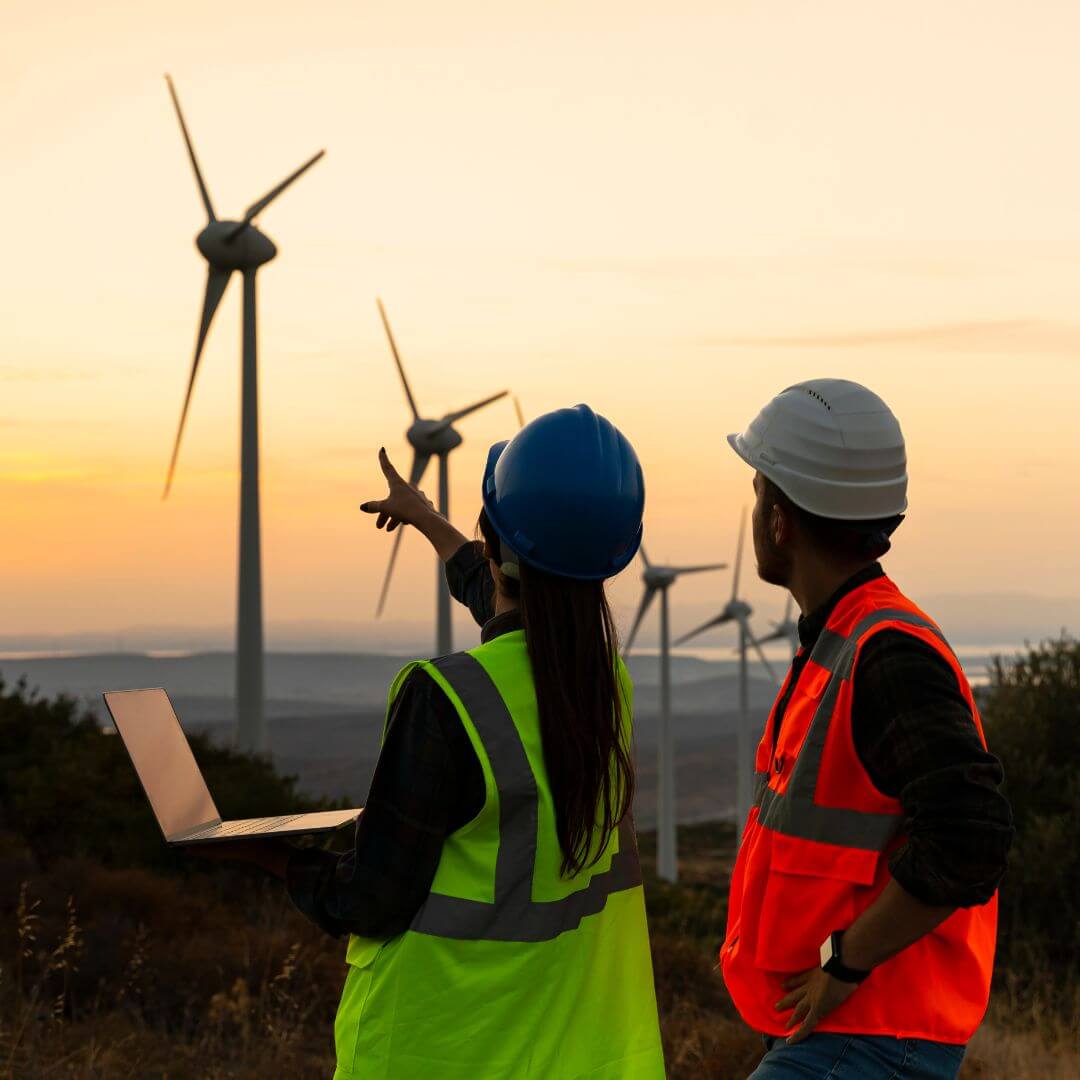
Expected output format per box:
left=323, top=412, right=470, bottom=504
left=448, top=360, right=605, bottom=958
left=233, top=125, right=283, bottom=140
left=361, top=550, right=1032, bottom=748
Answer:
left=1, top=637, right=1077, bottom=1077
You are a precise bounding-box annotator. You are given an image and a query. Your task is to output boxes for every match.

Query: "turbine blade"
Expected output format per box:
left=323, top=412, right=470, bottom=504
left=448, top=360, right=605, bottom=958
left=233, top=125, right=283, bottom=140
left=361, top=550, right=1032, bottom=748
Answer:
left=240, top=149, right=325, bottom=225
left=639, top=543, right=651, bottom=569
left=165, top=75, right=216, bottom=222
left=376, top=299, right=420, bottom=419
left=375, top=527, right=405, bottom=618
left=163, top=268, right=232, bottom=498
left=623, top=588, right=658, bottom=655
left=513, top=395, right=526, bottom=429
left=731, top=507, right=747, bottom=601
left=743, top=618, right=778, bottom=683
left=439, top=390, right=509, bottom=428
left=374, top=450, right=432, bottom=617
left=671, top=562, right=728, bottom=575
left=784, top=593, right=793, bottom=623
left=409, top=450, right=432, bottom=488
left=674, top=611, right=732, bottom=647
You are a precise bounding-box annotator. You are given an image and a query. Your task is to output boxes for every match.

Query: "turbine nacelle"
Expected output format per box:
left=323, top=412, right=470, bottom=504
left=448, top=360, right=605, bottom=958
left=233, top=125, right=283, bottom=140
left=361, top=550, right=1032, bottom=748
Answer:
left=407, top=417, right=464, bottom=456
left=196, top=221, right=277, bottom=271
left=726, top=599, right=753, bottom=621
left=643, top=565, right=678, bottom=590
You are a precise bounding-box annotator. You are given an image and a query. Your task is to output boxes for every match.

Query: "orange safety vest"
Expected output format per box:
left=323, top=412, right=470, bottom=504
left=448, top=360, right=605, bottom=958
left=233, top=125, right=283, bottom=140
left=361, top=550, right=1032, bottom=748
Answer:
left=721, top=575, right=998, bottom=1042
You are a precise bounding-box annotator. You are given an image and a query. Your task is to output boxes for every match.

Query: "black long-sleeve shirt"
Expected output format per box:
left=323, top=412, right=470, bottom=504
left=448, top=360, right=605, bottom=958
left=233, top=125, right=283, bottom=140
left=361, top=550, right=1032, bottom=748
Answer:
left=286, top=548, right=1012, bottom=938
left=284, top=545, right=498, bottom=939
left=777, top=563, right=1012, bottom=908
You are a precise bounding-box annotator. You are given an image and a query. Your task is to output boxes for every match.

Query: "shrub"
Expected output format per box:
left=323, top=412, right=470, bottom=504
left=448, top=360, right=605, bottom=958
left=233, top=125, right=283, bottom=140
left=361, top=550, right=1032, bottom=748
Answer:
left=0, top=675, right=329, bottom=873
left=980, top=635, right=1080, bottom=1007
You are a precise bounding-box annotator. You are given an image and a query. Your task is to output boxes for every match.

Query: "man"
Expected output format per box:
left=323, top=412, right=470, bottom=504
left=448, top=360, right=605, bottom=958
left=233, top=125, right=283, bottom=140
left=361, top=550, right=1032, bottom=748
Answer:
left=721, top=379, right=1012, bottom=1079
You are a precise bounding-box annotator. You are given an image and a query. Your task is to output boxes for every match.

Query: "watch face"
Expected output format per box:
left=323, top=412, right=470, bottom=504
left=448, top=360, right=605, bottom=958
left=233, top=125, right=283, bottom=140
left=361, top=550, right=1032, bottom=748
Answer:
left=820, top=936, right=836, bottom=967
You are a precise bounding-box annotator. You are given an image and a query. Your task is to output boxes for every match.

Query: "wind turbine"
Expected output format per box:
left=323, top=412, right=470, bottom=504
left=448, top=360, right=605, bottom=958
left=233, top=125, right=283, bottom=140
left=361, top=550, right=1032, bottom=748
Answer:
left=755, top=595, right=800, bottom=659
left=375, top=299, right=508, bottom=655
left=623, top=546, right=726, bottom=883
left=675, top=509, right=774, bottom=842
left=161, top=75, right=324, bottom=752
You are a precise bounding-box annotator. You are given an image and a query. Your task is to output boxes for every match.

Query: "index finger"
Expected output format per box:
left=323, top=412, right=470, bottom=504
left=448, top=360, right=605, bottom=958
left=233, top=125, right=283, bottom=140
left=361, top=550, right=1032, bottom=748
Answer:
left=379, top=447, right=404, bottom=483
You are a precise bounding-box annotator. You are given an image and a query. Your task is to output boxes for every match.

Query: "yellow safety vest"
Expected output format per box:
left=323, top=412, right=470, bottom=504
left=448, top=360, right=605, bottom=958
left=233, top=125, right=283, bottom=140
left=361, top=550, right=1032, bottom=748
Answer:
left=333, top=629, right=666, bottom=1079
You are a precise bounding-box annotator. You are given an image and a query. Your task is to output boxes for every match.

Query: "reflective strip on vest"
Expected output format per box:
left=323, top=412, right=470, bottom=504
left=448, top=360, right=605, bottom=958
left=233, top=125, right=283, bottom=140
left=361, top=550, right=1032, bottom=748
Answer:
left=409, top=652, right=643, bottom=943
left=754, top=609, right=953, bottom=851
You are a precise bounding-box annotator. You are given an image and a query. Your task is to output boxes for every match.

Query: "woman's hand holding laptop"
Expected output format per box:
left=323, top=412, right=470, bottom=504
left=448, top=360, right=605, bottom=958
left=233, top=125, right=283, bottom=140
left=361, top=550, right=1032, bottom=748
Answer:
left=186, top=838, right=291, bottom=879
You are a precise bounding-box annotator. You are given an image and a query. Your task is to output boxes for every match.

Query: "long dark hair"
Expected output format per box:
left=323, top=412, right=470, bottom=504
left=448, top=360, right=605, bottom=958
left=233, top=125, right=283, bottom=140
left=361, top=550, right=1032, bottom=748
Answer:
left=479, top=510, right=634, bottom=878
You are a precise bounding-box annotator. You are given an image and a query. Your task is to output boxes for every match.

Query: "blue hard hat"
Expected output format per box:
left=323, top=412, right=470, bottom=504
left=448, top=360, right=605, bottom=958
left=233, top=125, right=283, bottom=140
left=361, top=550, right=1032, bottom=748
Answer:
left=481, top=404, right=645, bottom=581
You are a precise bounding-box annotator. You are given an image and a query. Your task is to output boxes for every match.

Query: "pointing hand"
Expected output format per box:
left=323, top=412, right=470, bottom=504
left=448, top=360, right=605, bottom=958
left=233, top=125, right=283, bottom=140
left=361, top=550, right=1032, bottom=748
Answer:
left=360, top=448, right=438, bottom=533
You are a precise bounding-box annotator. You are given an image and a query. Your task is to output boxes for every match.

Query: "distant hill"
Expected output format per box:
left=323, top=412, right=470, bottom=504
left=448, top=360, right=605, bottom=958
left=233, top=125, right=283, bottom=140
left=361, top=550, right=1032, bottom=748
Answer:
left=4, top=590, right=1075, bottom=653
left=0, top=641, right=1017, bottom=828
left=922, top=592, right=1080, bottom=645
left=2, top=651, right=414, bottom=715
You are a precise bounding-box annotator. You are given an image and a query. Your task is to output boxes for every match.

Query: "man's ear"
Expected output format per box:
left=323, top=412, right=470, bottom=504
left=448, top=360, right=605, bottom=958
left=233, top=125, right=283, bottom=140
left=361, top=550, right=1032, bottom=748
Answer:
left=772, top=501, right=789, bottom=547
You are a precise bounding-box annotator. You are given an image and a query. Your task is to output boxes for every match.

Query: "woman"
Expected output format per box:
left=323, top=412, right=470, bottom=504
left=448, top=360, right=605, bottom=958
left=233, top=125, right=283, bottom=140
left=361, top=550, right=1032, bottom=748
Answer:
left=205, top=405, right=665, bottom=1079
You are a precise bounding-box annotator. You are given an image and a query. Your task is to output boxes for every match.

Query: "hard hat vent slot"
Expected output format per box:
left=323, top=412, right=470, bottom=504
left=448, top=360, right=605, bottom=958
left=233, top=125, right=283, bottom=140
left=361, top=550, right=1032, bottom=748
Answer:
left=800, top=388, right=832, bottom=411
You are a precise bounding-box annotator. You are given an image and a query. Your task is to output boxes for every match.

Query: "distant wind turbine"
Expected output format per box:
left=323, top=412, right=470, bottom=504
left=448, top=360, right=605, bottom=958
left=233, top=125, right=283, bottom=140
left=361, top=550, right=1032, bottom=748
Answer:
left=624, top=546, right=726, bottom=883
left=755, top=595, right=800, bottom=659
left=375, top=299, right=508, bottom=655
left=675, top=509, right=774, bottom=842
left=161, top=75, right=324, bottom=752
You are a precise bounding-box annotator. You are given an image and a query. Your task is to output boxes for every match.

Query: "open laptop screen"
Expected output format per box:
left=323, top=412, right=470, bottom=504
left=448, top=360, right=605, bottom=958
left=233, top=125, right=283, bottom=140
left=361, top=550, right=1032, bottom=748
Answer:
left=103, top=689, right=219, bottom=839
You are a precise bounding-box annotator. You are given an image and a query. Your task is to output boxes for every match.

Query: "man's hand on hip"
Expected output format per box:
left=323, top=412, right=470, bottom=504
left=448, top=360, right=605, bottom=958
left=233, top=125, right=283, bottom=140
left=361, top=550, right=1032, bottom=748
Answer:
left=774, top=967, right=859, bottom=1045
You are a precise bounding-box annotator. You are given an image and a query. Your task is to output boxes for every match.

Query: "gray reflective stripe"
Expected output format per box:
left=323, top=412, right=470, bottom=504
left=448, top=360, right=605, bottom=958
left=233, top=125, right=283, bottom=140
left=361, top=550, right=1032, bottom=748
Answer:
left=757, top=609, right=948, bottom=851
left=757, top=783, right=904, bottom=850
left=808, top=629, right=849, bottom=675
left=409, top=652, right=642, bottom=942
left=753, top=770, right=769, bottom=805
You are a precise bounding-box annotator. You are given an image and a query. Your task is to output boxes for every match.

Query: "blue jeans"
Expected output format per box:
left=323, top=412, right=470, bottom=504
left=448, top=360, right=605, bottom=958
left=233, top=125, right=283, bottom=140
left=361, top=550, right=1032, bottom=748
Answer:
left=749, top=1033, right=966, bottom=1079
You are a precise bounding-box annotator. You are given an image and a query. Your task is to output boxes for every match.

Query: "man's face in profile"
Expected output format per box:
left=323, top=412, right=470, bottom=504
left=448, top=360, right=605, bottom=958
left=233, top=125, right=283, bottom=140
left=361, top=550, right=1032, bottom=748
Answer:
left=752, top=472, right=792, bottom=588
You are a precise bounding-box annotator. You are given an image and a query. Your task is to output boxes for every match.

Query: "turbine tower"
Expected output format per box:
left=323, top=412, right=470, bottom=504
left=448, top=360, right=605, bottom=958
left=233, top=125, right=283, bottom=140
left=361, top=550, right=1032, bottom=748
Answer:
left=375, top=299, right=508, bottom=655
left=161, top=75, right=324, bottom=752
left=676, top=509, right=774, bottom=842
left=623, top=546, right=726, bottom=883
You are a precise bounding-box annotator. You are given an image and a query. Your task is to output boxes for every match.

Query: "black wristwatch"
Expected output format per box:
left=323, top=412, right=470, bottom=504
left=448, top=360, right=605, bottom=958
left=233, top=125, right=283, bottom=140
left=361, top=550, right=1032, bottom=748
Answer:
left=819, top=930, right=871, bottom=984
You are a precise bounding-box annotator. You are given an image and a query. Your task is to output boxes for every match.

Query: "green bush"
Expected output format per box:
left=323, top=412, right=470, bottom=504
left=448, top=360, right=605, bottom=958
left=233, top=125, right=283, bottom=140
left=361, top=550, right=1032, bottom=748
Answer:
left=980, top=635, right=1080, bottom=1002
left=0, top=674, right=329, bottom=874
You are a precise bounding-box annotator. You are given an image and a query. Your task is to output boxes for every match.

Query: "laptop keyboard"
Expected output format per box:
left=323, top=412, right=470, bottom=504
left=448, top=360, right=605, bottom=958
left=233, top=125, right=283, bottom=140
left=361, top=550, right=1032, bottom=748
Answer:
left=188, top=814, right=305, bottom=840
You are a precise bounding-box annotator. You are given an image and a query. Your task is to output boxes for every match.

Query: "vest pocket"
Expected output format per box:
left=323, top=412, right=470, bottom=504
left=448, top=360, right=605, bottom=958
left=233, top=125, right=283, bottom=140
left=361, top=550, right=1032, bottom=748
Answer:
left=753, top=831, right=879, bottom=974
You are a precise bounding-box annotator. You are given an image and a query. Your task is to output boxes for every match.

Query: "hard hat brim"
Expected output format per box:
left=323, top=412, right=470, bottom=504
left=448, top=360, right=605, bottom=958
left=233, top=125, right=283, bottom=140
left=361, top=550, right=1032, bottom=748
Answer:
left=727, top=431, right=752, bottom=470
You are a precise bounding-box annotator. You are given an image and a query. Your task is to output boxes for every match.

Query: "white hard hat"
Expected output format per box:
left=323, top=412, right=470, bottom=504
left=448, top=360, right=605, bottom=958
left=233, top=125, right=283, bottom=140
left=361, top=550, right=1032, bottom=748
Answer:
left=728, top=378, right=908, bottom=520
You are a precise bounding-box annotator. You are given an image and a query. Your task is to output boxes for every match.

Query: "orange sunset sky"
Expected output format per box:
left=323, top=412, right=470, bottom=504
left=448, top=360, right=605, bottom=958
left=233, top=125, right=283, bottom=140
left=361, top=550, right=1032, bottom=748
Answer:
left=3, top=1, right=1079, bottom=650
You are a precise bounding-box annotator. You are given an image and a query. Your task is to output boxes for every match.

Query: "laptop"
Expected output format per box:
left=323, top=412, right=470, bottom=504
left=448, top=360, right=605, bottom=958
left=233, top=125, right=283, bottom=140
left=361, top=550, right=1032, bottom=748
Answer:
left=103, top=688, right=361, bottom=845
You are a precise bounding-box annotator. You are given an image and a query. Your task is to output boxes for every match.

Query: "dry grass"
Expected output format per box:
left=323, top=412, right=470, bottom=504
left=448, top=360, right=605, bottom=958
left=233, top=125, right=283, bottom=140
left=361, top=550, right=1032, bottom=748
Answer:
left=0, top=852, right=343, bottom=1079
left=1, top=825, right=1076, bottom=1078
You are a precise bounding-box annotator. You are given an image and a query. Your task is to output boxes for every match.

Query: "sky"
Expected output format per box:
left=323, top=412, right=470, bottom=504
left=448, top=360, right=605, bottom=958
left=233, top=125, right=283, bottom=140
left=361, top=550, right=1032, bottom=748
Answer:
left=2, top=0, right=1079, bottom=652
